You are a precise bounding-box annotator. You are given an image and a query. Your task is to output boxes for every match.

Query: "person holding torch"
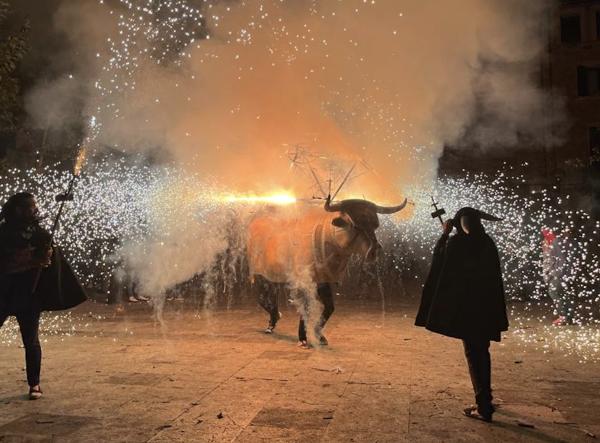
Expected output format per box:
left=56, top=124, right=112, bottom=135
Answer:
left=415, top=207, right=508, bottom=422
left=0, top=192, right=86, bottom=400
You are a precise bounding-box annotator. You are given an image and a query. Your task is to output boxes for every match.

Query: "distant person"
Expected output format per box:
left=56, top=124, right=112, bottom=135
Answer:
left=110, top=264, right=148, bottom=305
left=255, top=275, right=334, bottom=348
left=416, top=207, right=508, bottom=422
left=297, top=282, right=335, bottom=348
left=541, top=227, right=571, bottom=325
left=0, top=192, right=86, bottom=400
left=253, top=274, right=283, bottom=334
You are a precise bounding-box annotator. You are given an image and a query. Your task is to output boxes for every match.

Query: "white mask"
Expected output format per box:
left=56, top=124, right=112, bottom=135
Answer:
left=460, top=216, right=470, bottom=235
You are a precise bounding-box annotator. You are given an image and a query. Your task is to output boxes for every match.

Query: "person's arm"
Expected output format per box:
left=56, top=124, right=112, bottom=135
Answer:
left=432, top=220, right=453, bottom=256
left=1, top=247, right=37, bottom=274
left=489, top=238, right=505, bottom=299
left=31, top=226, right=53, bottom=268
left=0, top=233, right=21, bottom=274
left=0, top=251, right=9, bottom=274
left=426, top=221, right=453, bottom=282
left=0, top=228, right=52, bottom=275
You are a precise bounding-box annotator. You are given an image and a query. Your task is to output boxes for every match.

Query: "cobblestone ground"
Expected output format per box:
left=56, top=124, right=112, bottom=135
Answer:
left=0, top=299, right=599, bottom=442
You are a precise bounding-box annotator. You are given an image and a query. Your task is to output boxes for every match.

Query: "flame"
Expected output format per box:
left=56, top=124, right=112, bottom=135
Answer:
left=74, top=147, right=87, bottom=176
left=220, top=192, right=297, bottom=205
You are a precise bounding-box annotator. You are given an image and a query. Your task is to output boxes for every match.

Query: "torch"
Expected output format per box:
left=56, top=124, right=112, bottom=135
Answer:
left=430, top=196, right=446, bottom=226
left=31, top=146, right=86, bottom=294
left=52, top=146, right=86, bottom=236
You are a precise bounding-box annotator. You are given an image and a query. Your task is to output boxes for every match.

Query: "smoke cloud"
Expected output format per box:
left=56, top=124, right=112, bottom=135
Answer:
left=23, top=0, right=558, bottom=200
left=20, top=0, right=561, bottom=310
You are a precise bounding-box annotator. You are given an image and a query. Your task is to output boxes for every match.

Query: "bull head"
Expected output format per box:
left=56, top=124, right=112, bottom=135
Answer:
left=324, top=196, right=408, bottom=262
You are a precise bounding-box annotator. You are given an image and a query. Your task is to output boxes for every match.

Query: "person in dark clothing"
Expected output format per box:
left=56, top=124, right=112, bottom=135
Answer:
left=253, top=275, right=283, bottom=334
left=0, top=193, right=51, bottom=400
left=415, top=207, right=508, bottom=422
left=0, top=192, right=87, bottom=400
left=298, top=283, right=335, bottom=347
left=254, top=275, right=334, bottom=347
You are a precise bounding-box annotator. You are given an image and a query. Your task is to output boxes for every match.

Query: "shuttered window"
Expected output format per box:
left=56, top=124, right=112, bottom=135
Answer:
left=578, top=66, right=600, bottom=96
left=561, top=15, right=581, bottom=44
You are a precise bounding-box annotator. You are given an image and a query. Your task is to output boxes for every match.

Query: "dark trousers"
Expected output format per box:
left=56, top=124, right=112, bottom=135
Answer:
left=0, top=310, right=42, bottom=386
left=462, top=339, right=492, bottom=410
left=255, top=276, right=281, bottom=327
left=298, top=283, right=335, bottom=342
left=0, top=309, right=42, bottom=387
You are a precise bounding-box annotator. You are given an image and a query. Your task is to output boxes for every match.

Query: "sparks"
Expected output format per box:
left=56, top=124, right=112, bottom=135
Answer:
left=73, top=147, right=88, bottom=176
left=1, top=159, right=599, bottom=361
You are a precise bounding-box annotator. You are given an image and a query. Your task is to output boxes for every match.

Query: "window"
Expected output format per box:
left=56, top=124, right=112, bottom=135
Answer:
left=578, top=66, right=600, bottom=96
left=561, top=15, right=581, bottom=44
left=591, top=127, right=600, bottom=168
left=0, top=132, right=15, bottom=159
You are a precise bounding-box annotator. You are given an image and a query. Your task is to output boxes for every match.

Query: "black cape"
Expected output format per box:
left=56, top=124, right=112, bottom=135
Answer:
left=415, top=232, right=508, bottom=342
left=0, top=247, right=87, bottom=314
left=36, top=247, right=88, bottom=311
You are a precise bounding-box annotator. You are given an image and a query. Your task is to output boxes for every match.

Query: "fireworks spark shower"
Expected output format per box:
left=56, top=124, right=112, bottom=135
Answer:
left=1, top=0, right=600, bottom=440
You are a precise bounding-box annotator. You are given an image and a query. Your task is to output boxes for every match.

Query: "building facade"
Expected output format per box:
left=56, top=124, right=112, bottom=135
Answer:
left=440, top=0, right=600, bottom=206
left=546, top=0, right=600, bottom=193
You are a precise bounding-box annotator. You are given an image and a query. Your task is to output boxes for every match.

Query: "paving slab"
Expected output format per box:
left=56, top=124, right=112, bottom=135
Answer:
left=0, top=300, right=598, bottom=442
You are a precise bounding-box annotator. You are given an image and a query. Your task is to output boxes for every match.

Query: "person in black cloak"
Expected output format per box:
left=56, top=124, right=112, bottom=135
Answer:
left=415, top=207, right=508, bottom=422
left=0, top=192, right=87, bottom=400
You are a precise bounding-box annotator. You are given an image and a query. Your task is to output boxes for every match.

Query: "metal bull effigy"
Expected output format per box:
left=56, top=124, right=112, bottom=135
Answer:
left=247, top=196, right=407, bottom=345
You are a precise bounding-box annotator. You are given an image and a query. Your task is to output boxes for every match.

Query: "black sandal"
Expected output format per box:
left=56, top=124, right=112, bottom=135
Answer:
left=29, top=386, right=43, bottom=400
left=463, top=405, right=492, bottom=422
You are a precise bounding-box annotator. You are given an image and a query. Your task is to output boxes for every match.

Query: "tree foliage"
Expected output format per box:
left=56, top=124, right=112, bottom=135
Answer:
left=0, top=0, right=29, bottom=131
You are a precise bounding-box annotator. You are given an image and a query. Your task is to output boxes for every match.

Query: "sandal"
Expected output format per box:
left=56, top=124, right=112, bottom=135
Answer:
left=463, top=405, right=492, bottom=422
left=29, top=386, right=43, bottom=400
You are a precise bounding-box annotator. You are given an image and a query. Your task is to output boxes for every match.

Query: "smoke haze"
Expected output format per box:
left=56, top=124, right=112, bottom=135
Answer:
left=22, top=0, right=559, bottom=202
left=16, top=0, right=562, bottom=315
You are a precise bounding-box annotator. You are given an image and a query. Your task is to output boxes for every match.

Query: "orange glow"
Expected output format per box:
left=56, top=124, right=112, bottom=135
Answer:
left=220, top=192, right=297, bottom=206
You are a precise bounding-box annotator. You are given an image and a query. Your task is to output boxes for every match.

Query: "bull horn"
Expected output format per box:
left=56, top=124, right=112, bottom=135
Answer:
left=324, top=195, right=343, bottom=212
left=374, top=198, right=408, bottom=214
left=477, top=210, right=503, bottom=222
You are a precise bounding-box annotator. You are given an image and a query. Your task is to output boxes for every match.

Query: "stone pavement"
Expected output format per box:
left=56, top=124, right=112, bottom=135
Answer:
left=1, top=300, right=599, bottom=442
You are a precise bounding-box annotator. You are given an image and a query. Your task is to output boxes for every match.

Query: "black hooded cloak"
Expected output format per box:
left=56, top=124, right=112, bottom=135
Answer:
left=415, top=207, right=508, bottom=342
left=0, top=220, right=87, bottom=314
